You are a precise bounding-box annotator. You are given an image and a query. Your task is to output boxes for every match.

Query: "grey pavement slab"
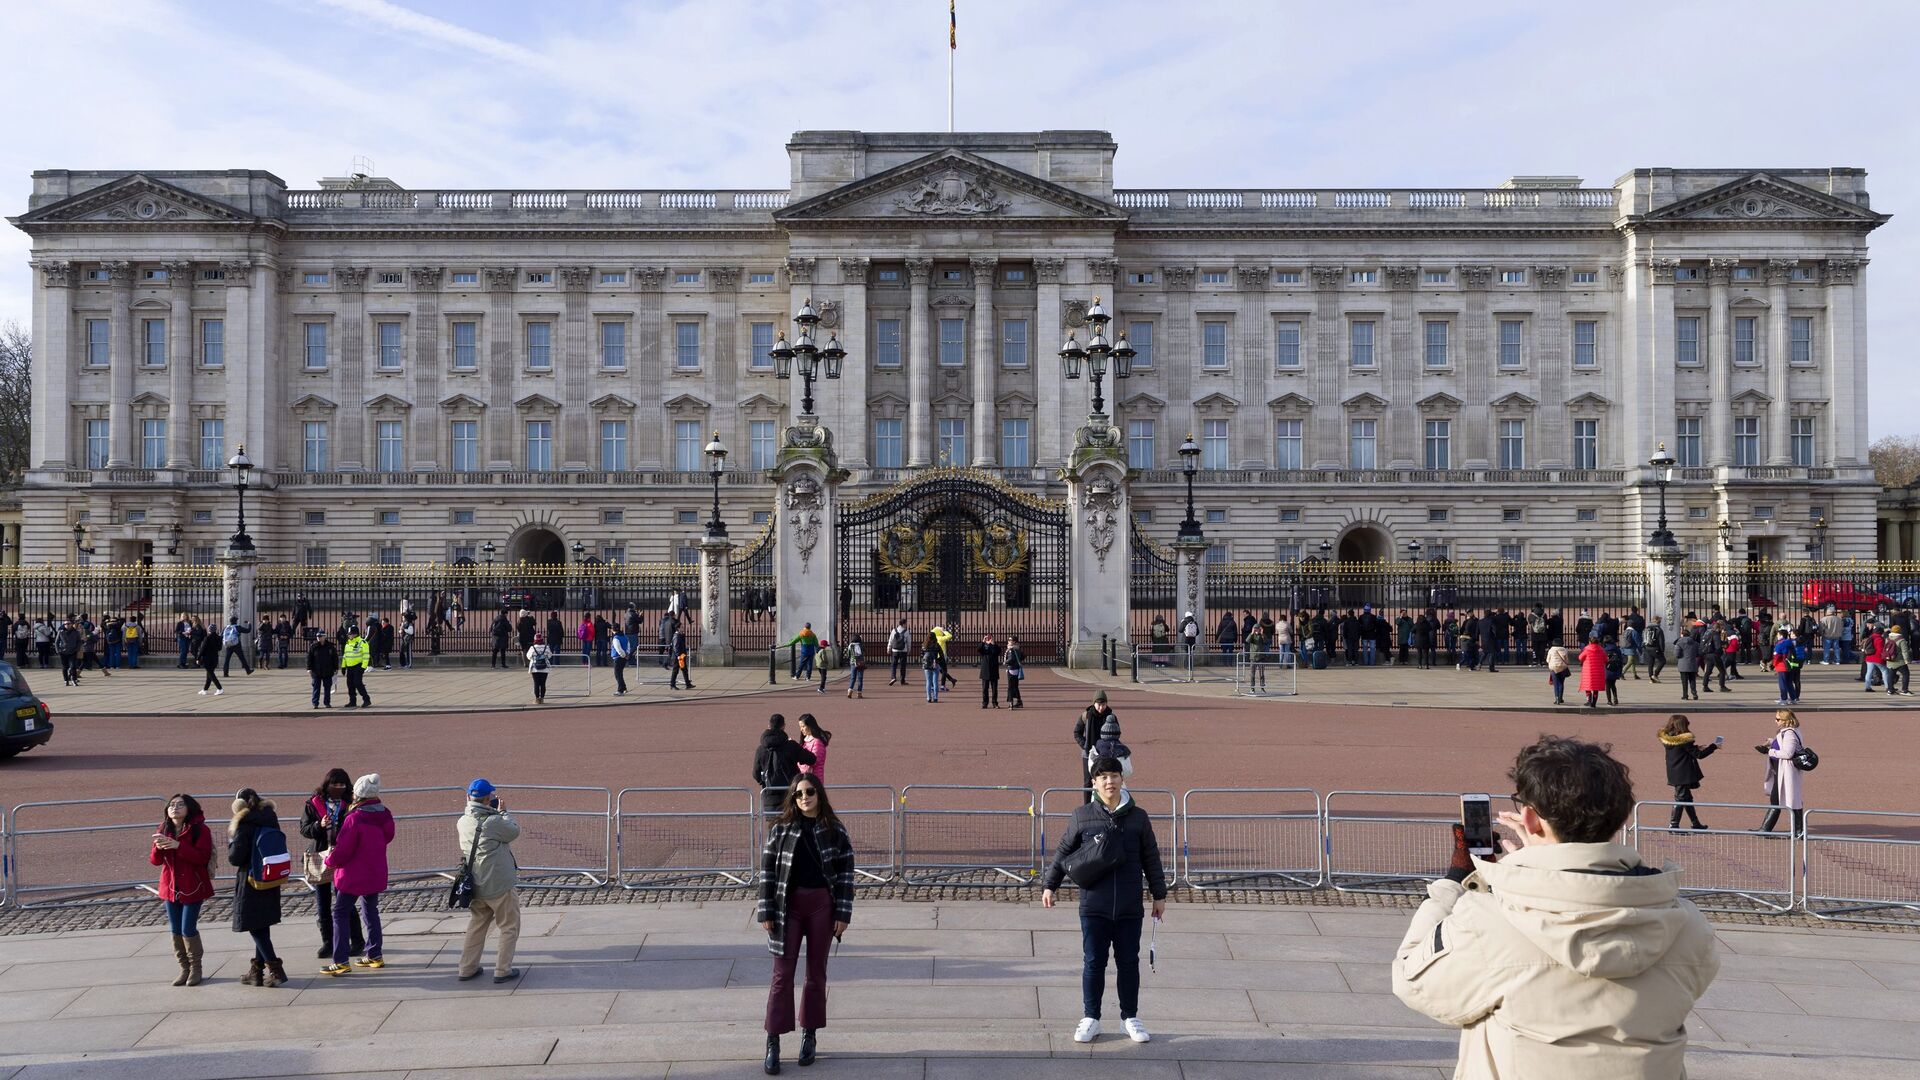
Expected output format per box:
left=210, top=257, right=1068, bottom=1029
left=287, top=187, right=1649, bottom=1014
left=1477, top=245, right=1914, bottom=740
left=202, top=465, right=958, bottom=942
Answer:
left=419, top=932, right=639, bottom=966
left=665, top=1058, right=929, bottom=1079
left=133, top=1001, right=400, bottom=1049
left=1032, top=929, right=1232, bottom=960
left=405, top=1067, right=667, bottom=1080
left=926, top=1062, right=1183, bottom=1080
left=543, top=905, right=759, bottom=936
left=1307, top=912, right=1424, bottom=938
left=1222, top=934, right=1396, bottom=964
left=639, top=927, right=1031, bottom=959
left=1709, top=951, right=1885, bottom=988
left=1861, top=960, right=1920, bottom=992
left=513, top=957, right=733, bottom=994
left=0, top=954, right=207, bottom=992
left=0, top=1013, right=163, bottom=1055
left=0, top=988, right=86, bottom=1023
left=1248, top=991, right=1447, bottom=1029
left=933, top=956, right=1352, bottom=992
left=602, top=986, right=767, bottom=1024
left=1069, top=1032, right=1456, bottom=1065
left=55, top=979, right=312, bottom=1018
left=0, top=933, right=152, bottom=965
left=819, top=984, right=1040, bottom=1020
left=1691, top=978, right=1806, bottom=1014
left=378, top=991, right=616, bottom=1034
left=1336, top=963, right=1391, bottom=994
left=288, top=972, right=522, bottom=1006
left=1176, top=1065, right=1446, bottom=1080
left=5, top=1031, right=559, bottom=1079
left=1697, top=1008, right=1920, bottom=1055
left=1036, top=986, right=1257, bottom=1022
left=1778, top=982, right=1920, bottom=1022
left=547, top=1025, right=1056, bottom=1064
left=1715, top=929, right=1920, bottom=965
left=1688, top=1049, right=1920, bottom=1079
left=724, top=954, right=933, bottom=987
left=422, top=911, right=564, bottom=937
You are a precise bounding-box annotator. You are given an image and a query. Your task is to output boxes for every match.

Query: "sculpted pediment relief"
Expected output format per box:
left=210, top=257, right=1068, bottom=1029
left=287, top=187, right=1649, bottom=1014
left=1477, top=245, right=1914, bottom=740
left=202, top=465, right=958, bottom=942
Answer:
left=14, top=174, right=257, bottom=228
left=1643, top=173, right=1887, bottom=227
left=776, top=149, right=1125, bottom=226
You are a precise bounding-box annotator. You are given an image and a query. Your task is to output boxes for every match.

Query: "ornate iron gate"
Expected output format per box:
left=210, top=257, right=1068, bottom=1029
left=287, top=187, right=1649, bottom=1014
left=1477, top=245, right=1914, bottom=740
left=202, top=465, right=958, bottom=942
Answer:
left=837, top=469, right=1070, bottom=663
left=1129, top=521, right=1178, bottom=642
left=729, top=519, right=777, bottom=655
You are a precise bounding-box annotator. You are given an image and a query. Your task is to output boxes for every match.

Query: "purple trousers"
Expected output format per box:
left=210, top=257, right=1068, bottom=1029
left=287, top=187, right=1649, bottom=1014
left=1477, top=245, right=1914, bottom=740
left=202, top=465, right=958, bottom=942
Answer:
left=765, top=886, right=832, bottom=1034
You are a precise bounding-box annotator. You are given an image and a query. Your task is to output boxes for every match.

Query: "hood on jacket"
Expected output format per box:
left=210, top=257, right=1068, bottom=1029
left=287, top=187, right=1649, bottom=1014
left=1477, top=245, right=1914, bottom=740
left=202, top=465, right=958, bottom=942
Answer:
left=1658, top=731, right=1697, bottom=747
left=1469, top=842, right=1691, bottom=980
left=760, top=729, right=793, bottom=750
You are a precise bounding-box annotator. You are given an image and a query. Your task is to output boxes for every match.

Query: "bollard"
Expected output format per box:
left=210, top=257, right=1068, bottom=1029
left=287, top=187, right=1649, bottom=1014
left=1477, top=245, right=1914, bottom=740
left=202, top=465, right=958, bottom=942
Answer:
left=1130, top=648, right=1139, bottom=683
left=1101, top=635, right=1110, bottom=670
left=767, top=647, right=776, bottom=685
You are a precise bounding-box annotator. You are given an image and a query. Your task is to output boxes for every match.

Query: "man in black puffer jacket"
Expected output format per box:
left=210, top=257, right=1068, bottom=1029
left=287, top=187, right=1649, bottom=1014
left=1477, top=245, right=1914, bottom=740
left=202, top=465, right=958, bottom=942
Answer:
left=750, top=714, right=816, bottom=813
left=1042, top=756, right=1170, bottom=1046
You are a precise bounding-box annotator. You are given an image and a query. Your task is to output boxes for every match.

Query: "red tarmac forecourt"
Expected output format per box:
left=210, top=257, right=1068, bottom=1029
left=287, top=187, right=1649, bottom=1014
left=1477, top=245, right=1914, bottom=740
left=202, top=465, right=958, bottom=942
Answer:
left=1, top=669, right=1908, bottom=815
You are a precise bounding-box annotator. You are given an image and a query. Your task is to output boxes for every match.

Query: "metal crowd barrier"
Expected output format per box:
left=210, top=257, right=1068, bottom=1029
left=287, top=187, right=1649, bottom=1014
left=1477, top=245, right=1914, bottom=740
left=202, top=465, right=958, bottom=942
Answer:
left=0, top=802, right=8, bottom=909
left=1037, top=788, right=1178, bottom=887
left=1180, top=788, right=1323, bottom=890
left=1130, top=644, right=1233, bottom=685
left=356, top=786, right=471, bottom=892
left=1802, top=808, right=1920, bottom=926
left=1233, top=652, right=1300, bottom=697
left=760, top=784, right=900, bottom=884
left=899, top=785, right=1037, bottom=886
left=1324, top=791, right=1463, bottom=895
left=489, top=785, right=612, bottom=888
left=614, top=786, right=758, bottom=889
left=1627, top=801, right=1798, bottom=914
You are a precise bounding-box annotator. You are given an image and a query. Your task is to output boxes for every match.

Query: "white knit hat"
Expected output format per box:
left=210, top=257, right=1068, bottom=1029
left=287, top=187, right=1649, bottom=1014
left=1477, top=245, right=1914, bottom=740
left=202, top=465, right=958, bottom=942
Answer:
left=353, top=773, right=381, bottom=799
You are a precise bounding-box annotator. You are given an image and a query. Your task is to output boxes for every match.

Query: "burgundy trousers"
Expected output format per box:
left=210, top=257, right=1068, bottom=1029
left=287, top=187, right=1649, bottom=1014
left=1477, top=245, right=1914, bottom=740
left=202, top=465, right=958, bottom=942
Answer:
left=765, top=885, right=833, bottom=1034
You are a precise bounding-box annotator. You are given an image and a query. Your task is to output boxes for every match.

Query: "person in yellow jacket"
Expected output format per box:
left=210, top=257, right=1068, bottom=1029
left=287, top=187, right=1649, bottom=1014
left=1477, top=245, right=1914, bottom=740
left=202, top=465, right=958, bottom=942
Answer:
left=930, top=624, right=957, bottom=689
left=340, top=629, right=373, bottom=709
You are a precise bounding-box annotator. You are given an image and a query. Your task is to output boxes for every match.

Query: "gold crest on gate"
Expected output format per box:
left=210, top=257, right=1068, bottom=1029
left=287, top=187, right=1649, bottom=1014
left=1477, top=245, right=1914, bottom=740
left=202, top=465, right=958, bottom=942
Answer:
left=875, top=522, right=938, bottom=577
left=968, top=520, right=1029, bottom=579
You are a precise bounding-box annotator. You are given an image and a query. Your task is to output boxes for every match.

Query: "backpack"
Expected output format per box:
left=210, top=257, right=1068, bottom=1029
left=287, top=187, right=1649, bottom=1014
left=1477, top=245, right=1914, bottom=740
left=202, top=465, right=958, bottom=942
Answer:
left=529, top=646, right=551, bottom=672
left=248, top=823, right=292, bottom=889
left=222, top=625, right=240, bottom=646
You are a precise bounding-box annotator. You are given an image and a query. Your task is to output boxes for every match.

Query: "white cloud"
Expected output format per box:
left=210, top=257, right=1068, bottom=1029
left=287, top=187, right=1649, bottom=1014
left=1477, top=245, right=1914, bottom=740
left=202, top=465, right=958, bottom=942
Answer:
left=3, top=0, right=1915, bottom=432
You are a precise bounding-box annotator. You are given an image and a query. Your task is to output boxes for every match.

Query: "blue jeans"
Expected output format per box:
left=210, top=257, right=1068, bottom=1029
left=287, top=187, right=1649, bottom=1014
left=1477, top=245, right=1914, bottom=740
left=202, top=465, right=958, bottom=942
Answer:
left=1362, top=640, right=1376, bottom=665
left=125, top=641, right=138, bottom=668
left=924, top=669, right=940, bottom=700
left=164, top=899, right=202, bottom=937
left=848, top=666, right=864, bottom=692
left=1080, top=915, right=1143, bottom=1021
left=797, top=645, right=816, bottom=678
left=1778, top=671, right=1795, bottom=701
left=105, top=641, right=121, bottom=668
left=1823, top=640, right=1840, bottom=663
left=1550, top=671, right=1567, bottom=702
left=333, top=892, right=384, bottom=965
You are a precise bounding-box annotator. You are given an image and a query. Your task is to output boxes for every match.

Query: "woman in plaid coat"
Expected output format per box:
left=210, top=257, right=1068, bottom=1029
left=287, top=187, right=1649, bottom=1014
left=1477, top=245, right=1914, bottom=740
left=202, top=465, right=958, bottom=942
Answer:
left=756, top=778, right=854, bottom=1074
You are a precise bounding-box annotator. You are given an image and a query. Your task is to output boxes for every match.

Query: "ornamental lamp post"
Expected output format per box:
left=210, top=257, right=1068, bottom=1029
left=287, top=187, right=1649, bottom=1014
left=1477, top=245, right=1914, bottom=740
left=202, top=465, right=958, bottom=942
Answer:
left=1057, top=296, right=1133, bottom=426
left=72, top=522, right=96, bottom=557
left=1808, top=516, right=1828, bottom=558
left=770, top=298, right=843, bottom=419
left=1717, top=517, right=1735, bottom=553
left=1648, top=443, right=1678, bottom=548
left=704, top=431, right=730, bottom=538
left=226, top=445, right=254, bottom=552
left=165, top=522, right=182, bottom=556
left=569, top=539, right=586, bottom=561
left=1176, top=433, right=1203, bottom=541
left=1408, top=539, right=1422, bottom=564
left=481, top=541, right=496, bottom=566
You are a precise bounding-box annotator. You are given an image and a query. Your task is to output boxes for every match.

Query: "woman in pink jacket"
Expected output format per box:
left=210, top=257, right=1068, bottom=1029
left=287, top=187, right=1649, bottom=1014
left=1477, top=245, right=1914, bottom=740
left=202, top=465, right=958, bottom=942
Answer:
left=320, top=773, right=395, bottom=976
left=1756, top=709, right=1806, bottom=834
left=1578, top=632, right=1608, bottom=708
left=577, top=616, right=594, bottom=666
left=796, top=714, right=831, bottom=783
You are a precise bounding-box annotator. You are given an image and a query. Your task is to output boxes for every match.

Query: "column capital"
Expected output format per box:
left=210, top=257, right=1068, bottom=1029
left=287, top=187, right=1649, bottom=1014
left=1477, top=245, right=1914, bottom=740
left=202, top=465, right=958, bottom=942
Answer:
left=334, top=266, right=369, bottom=291
left=1825, top=258, right=1860, bottom=285
left=1160, top=265, right=1196, bottom=290
left=1033, top=257, right=1064, bottom=284
left=160, top=260, right=195, bottom=286
left=634, top=266, right=667, bottom=291
left=559, top=265, right=593, bottom=291
left=1646, top=259, right=1677, bottom=286
left=1532, top=265, right=1567, bottom=290
left=35, top=260, right=73, bottom=287
left=706, top=266, right=742, bottom=291
left=1086, top=257, right=1117, bottom=284
left=1765, top=259, right=1797, bottom=286
left=221, top=259, right=254, bottom=284
left=102, top=260, right=132, bottom=285
left=483, top=266, right=516, bottom=292
left=784, top=256, right=816, bottom=285
left=1309, top=264, right=1345, bottom=289
left=408, top=265, right=442, bottom=289
left=904, top=257, right=933, bottom=283
left=1382, top=265, right=1417, bottom=290
left=1706, top=258, right=1737, bottom=285
left=968, top=255, right=1000, bottom=276
left=1237, top=266, right=1271, bottom=290
left=837, top=256, right=871, bottom=281
left=1457, top=264, right=1494, bottom=290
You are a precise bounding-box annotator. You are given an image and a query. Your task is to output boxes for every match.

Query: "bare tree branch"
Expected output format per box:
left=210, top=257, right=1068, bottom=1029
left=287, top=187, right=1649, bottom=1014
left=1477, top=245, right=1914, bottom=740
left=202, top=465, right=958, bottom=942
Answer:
left=0, top=320, right=30, bottom=485
left=1870, top=435, right=1920, bottom=489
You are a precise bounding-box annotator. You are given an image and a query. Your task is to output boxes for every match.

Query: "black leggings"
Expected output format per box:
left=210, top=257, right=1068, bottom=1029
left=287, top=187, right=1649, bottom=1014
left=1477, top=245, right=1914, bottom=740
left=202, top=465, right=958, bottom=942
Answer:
left=249, top=927, right=277, bottom=962
left=531, top=671, right=548, bottom=700
left=202, top=664, right=222, bottom=690
left=1679, top=671, right=1697, bottom=697
left=1668, top=787, right=1703, bottom=828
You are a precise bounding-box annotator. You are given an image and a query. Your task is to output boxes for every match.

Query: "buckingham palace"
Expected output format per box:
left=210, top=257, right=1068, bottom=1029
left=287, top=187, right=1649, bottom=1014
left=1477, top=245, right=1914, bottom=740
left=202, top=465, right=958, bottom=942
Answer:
left=8, top=130, right=1888, bottom=568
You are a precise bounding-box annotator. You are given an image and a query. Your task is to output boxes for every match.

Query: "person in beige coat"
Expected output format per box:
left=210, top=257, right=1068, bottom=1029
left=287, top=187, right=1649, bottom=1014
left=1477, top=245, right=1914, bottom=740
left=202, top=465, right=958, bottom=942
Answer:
left=1392, top=735, right=1719, bottom=1079
left=454, top=779, right=522, bottom=984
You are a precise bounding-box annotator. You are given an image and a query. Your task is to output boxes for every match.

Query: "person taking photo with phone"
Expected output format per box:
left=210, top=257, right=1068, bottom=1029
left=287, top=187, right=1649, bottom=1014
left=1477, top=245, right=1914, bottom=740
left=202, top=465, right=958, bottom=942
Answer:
left=1658, top=715, right=1720, bottom=829
left=454, top=779, right=522, bottom=984
left=1392, top=736, right=1718, bottom=1079
left=150, top=793, right=215, bottom=986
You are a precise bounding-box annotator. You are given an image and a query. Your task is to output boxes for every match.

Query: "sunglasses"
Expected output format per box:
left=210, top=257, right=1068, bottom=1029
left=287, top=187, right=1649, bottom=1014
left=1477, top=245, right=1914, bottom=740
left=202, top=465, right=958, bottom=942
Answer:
left=793, top=789, right=820, bottom=799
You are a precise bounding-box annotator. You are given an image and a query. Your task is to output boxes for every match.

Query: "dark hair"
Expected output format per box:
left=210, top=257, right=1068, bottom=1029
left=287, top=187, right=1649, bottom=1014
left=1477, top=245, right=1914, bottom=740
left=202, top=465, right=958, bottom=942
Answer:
left=1090, top=755, right=1125, bottom=778
left=797, top=713, right=831, bottom=745
left=1509, top=734, right=1635, bottom=843
left=314, top=767, right=351, bottom=797
left=160, top=793, right=204, bottom=836
left=777, top=777, right=841, bottom=830
left=767, top=712, right=786, bottom=730
left=1660, top=715, right=1691, bottom=738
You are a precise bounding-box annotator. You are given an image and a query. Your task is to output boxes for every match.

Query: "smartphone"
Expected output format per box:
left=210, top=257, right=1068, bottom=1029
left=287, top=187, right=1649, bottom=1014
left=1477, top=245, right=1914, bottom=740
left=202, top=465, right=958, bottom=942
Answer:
left=1460, top=793, right=1495, bottom=856
left=1714, top=736, right=1725, bottom=745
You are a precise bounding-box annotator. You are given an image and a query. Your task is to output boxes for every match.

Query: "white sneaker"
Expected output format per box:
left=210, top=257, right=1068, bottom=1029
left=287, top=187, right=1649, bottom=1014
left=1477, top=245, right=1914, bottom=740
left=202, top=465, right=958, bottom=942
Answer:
left=1073, top=1017, right=1101, bottom=1043
left=214, top=688, right=223, bottom=695
left=197, top=689, right=207, bottom=696
left=1123, top=1018, right=1151, bottom=1043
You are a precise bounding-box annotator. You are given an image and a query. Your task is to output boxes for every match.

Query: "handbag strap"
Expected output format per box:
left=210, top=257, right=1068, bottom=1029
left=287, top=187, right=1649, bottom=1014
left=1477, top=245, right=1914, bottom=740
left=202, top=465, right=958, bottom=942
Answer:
left=461, top=814, right=484, bottom=873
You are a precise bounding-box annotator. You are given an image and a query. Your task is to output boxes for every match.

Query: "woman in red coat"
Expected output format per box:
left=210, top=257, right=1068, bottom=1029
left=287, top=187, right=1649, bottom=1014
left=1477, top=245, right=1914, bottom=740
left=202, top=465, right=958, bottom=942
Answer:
left=1578, top=632, right=1609, bottom=708
left=150, top=793, right=216, bottom=986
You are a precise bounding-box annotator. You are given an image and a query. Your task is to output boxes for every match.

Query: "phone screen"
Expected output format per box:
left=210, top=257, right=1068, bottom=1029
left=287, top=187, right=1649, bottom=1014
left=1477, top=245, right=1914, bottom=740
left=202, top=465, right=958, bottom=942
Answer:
left=1461, top=795, right=1495, bottom=854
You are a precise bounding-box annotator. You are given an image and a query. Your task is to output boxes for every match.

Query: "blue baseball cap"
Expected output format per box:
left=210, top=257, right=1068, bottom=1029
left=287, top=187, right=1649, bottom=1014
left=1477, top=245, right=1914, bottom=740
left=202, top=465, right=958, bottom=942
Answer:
left=467, top=779, right=496, bottom=800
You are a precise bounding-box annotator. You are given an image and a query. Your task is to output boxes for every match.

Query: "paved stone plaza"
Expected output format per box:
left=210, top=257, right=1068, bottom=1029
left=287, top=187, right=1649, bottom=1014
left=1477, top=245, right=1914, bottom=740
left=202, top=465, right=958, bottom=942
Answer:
left=4, top=900, right=1920, bottom=1078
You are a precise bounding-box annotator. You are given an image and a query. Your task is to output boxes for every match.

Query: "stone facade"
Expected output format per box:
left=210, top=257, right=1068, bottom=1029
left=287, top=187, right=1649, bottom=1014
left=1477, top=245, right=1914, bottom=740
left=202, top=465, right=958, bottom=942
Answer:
left=9, top=132, right=1887, bottom=568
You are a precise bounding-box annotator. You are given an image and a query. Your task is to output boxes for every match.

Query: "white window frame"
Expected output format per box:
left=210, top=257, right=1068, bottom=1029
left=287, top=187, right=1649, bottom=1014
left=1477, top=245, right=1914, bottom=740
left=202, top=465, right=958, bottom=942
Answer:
left=599, top=419, right=629, bottom=471
left=1202, top=321, right=1229, bottom=370
left=1790, top=317, right=1814, bottom=365
left=937, top=318, right=966, bottom=367
left=86, top=319, right=110, bottom=366
left=375, top=420, right=405, bottom=472
left=1790, top=417, right=1815, bottom=467
left=1498, top=319, right=1525, bottom=369
left=1274, top=419, right=1303, bottom=469
left=525, top=320, right=554, bottom=370
left=1676, top=417, right=1702, bottom=467
left=674, top=321, right=701, bottom=370
left=140, top=418, right=166, bottom=468
left=1274, top=320, right=1301, bottom=370
left=303, top=322, right=328, bottom=370
left=672, top=420, right=702, bottom=472
left=1498, top=419, right=1526, bottom=470
left=748, top=321, right=775, bottom=371
left=450, top=420, right=478, bottom=472
left=302, top=420, right=330, bottom=472
left=1675, top=317, right=1700, bottom=366
left=600, top=321, right=628, bottom=370
left=1423, top=419, right=1451, bottom=470
left=1202, top=419, right=1230, bottom=470
left=85, top=419, right=110, bottom=468
left=376, top=320, right=404, bottom=371
left=526, top=420, right=554, bottom=472
left=1571, top=419, right=1598, bottom=470
left=1001, top=318, right=1029, bottom=368
left=1349, top=320, right=1377, bottom=368
left=142, top=318, right=167, bottom=367
left=937, top=416, right=968, bottom=464
left=1000, top=417, right=1030, bottom=468
left=451, top=320, right=478, bottom=371
left=1733, top=316, right=1757, bottom=366
left=1572, top=320, right=1598, bottom=368
left=1349, top=419, right=1377, bottom=469
left=1733, top=416, right=1761, bottom=467
left=1127, top=418, right=1154, bottom=470
left=873, top=418, right=903, bottom=468
left=200, top=319, right=224, bottom=368
left=749, top=419, right=778, bottom=470
left=873, top=319, right=903, bottom=368
left=199, top=418, right=225, bottom=471
left=1423, top=320, right=1449, bottom=369
left=1128, top=321, right=1154, bottom=369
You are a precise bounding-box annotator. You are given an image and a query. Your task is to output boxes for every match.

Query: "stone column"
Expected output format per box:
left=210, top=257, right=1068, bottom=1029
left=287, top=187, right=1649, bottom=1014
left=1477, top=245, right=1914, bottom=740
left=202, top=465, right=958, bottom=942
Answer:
left=969, top=256, right=998, bottom=466
left=221, top=546, right=260, bottom=665
left=164, top=262, right=195, bottom=467
left=1034, top=258, right=1066, bottom=467
left=1766, top=260, right=1794, bottom=465
left=1824, top=260, right=1862, bottom=465
left=1174, top=535, right=1209, bottom=660
left=484, top=267, right=517, bottom=468
left=1065, top=445, right=1130, bottom=668
left=698, top=535, right=734, bottom=666
left=905, top=257, right=934, bottom=467
left=1902, top=519, right=1917, bottom=563
left=222, top=261, right=256, bottom=468
left=634, top=267, right=667, bottom=468
left=32, top=261, right=73, bottom=468
left=1308, top=265, right=1345, bottom=468
left=771, top=439, right=846, bottom=652
left=1882, top=517, right=1901, bottom=561
left=1644, top=544, right=1685, bottom=658
left=106, top=262, right=134, bottom=466
left=410, top=267, right=444, bottom=467
left=1705, top=260, right=1733, bottom=466
left=836, top=258, right=872, bottom=471
left=334, top=268, right=369, bottom=470
left=560, top=266, right=593, bottom=469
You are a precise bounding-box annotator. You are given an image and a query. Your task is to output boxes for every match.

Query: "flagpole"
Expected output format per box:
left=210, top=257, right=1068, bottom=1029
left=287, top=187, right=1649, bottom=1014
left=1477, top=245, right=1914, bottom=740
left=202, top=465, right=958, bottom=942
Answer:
left=948, top=1, right=955, bottom=132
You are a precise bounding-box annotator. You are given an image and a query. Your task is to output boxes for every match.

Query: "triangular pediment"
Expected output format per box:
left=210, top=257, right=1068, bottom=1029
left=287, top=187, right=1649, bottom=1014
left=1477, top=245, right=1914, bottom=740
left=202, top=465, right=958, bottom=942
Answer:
left=736, top=393, right=782, bottom=412
left=1342, top=392, right=1388, bottom=410
left=1731, top=388, right=1773, bottom=405
left=867, top=391, right=907, bottom=410
left=129, top=391, right=168, bottom=407
left=775, top=149, right=1125, bottom=226
left=290, top=394, right=337, bottom=413
left=1416, top=392, right=1464, bottom=411
left=1566, top=392, right=1613, bottom=410
left=363, top=393, right=411, bottom=411
left=1121, top=391, right=1168, bottom=411
left=589, top=393, right=638, bottom=411
left=12, top=174, right=258, bottom=229
left=437, top=393, right=486, bottom=412
left=995, top=390, right=1036, bottom=408
left=513, top=393, right=562, bottom=412
left=1266, top=392, right=1315, bottom=410
left=1193, top=392, right=1240, bottom=410
left=1640, top=173, right=1888, bottom=228
left=662, top=393, right=710, bottom=412
left=1491, top=391, right=1539, bottom=410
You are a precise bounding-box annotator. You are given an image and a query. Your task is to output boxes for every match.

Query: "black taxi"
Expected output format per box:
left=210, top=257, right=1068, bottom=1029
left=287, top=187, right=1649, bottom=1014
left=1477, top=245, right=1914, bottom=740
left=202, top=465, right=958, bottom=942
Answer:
left=0, top=661, right=53, bottom=759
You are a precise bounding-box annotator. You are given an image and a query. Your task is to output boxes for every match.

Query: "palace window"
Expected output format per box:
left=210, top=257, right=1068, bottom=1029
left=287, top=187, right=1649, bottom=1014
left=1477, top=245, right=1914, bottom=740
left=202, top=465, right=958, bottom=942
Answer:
left=375, top=421, right=404, bottom=471
left=1000, top=418, right=1030, bottom=468
left=1424, top=321, right=1448, bottom=368
left=873, top=319, right=902, bottom=368
left=525, top=321, right=553, bottom=370
left=1274, top=419, right=1303, bottom=469
left=377, top=322, right=403, bottom=370
left=1424, top=420, right=1451, bottom=470
left=1127, top=419, right=1154, bottom=470
left=750, top=420, right=777, bottom=470
left=526, top=420, right=554, bottom=471
left=1349, top=419, right=1377, bottom=469
left=1572, top=320, right=1598, bottom=368
left=1734, top=417, right=1760, bottom=466
left=450, top=421, right=477, bottom=472
left=601, top=322, right=627, bottom=369
left=1202, top=321, right=1228, bottom=369
left=201, top=319, right=224, bottom=367
left=1571, top=419, right=1598, bottom=470
left=452, top=321, right=478, bottom=370
left=600, top=420, right=628, bottom=471
left=873, top=419, right=903, bottom=468
left=1676, top=417, right=1701, bottom=467
left=1274, top=320, right=1301, bottom=369
left=1791, top=417, right=1816, bottom=467
left=1498, top=420, right=1525, bottom=470
left=1202, top=419, right=1229, bottom=469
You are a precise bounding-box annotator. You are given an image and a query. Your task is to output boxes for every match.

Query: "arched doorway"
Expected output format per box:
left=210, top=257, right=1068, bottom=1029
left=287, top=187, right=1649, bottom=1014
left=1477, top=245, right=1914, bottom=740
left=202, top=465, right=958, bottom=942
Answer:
left=1337, top=525, right=1391, bottom=565
left=510, top=527, right=566, bottom=565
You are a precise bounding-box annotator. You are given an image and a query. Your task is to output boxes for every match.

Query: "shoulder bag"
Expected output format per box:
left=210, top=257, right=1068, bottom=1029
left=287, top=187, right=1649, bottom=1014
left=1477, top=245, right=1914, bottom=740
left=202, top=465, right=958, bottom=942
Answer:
left=447, top=818, right=483, bottom=909
left=1058, top=808, right=1126, bottom=889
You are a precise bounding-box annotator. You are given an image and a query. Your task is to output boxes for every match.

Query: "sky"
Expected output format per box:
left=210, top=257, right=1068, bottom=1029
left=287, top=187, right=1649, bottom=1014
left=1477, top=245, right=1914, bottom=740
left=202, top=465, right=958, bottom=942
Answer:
left=3, top=0, right=1916, bottom=434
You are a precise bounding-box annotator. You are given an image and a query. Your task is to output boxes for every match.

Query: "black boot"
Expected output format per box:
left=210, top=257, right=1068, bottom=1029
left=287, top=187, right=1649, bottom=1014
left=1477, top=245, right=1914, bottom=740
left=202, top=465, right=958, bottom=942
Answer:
left=798, top=1029, right=817, bottom=1067
left=764, top=1034, right=781, bottom=1075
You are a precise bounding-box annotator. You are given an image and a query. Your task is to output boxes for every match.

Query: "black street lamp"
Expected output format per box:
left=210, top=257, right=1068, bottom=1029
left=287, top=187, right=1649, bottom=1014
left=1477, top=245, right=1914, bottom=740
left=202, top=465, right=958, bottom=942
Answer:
left=1058, top=297, right=1134, bottom=422
left=769, top=298, right=844, bottom=418
left=1717, top=517, right=1735, bottom=553
left=569, top=539, right=586, bottom=561
left=71, top=522, right=96, bottom=557
left=1648, top=443, right=1677, bottom=548
left=1408, top=539, right=1422, bottom=564
left=226, top=445, right=255, bottom=552
left=165, top=522, right=182, bottom=556
left=1808, top=516, right=1828, bottom=558
left=481, top=541, right=496, bottom=566
left=704, top=431, right=730, bottom=538
left=1176, top=433, right=1203, bottom=541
